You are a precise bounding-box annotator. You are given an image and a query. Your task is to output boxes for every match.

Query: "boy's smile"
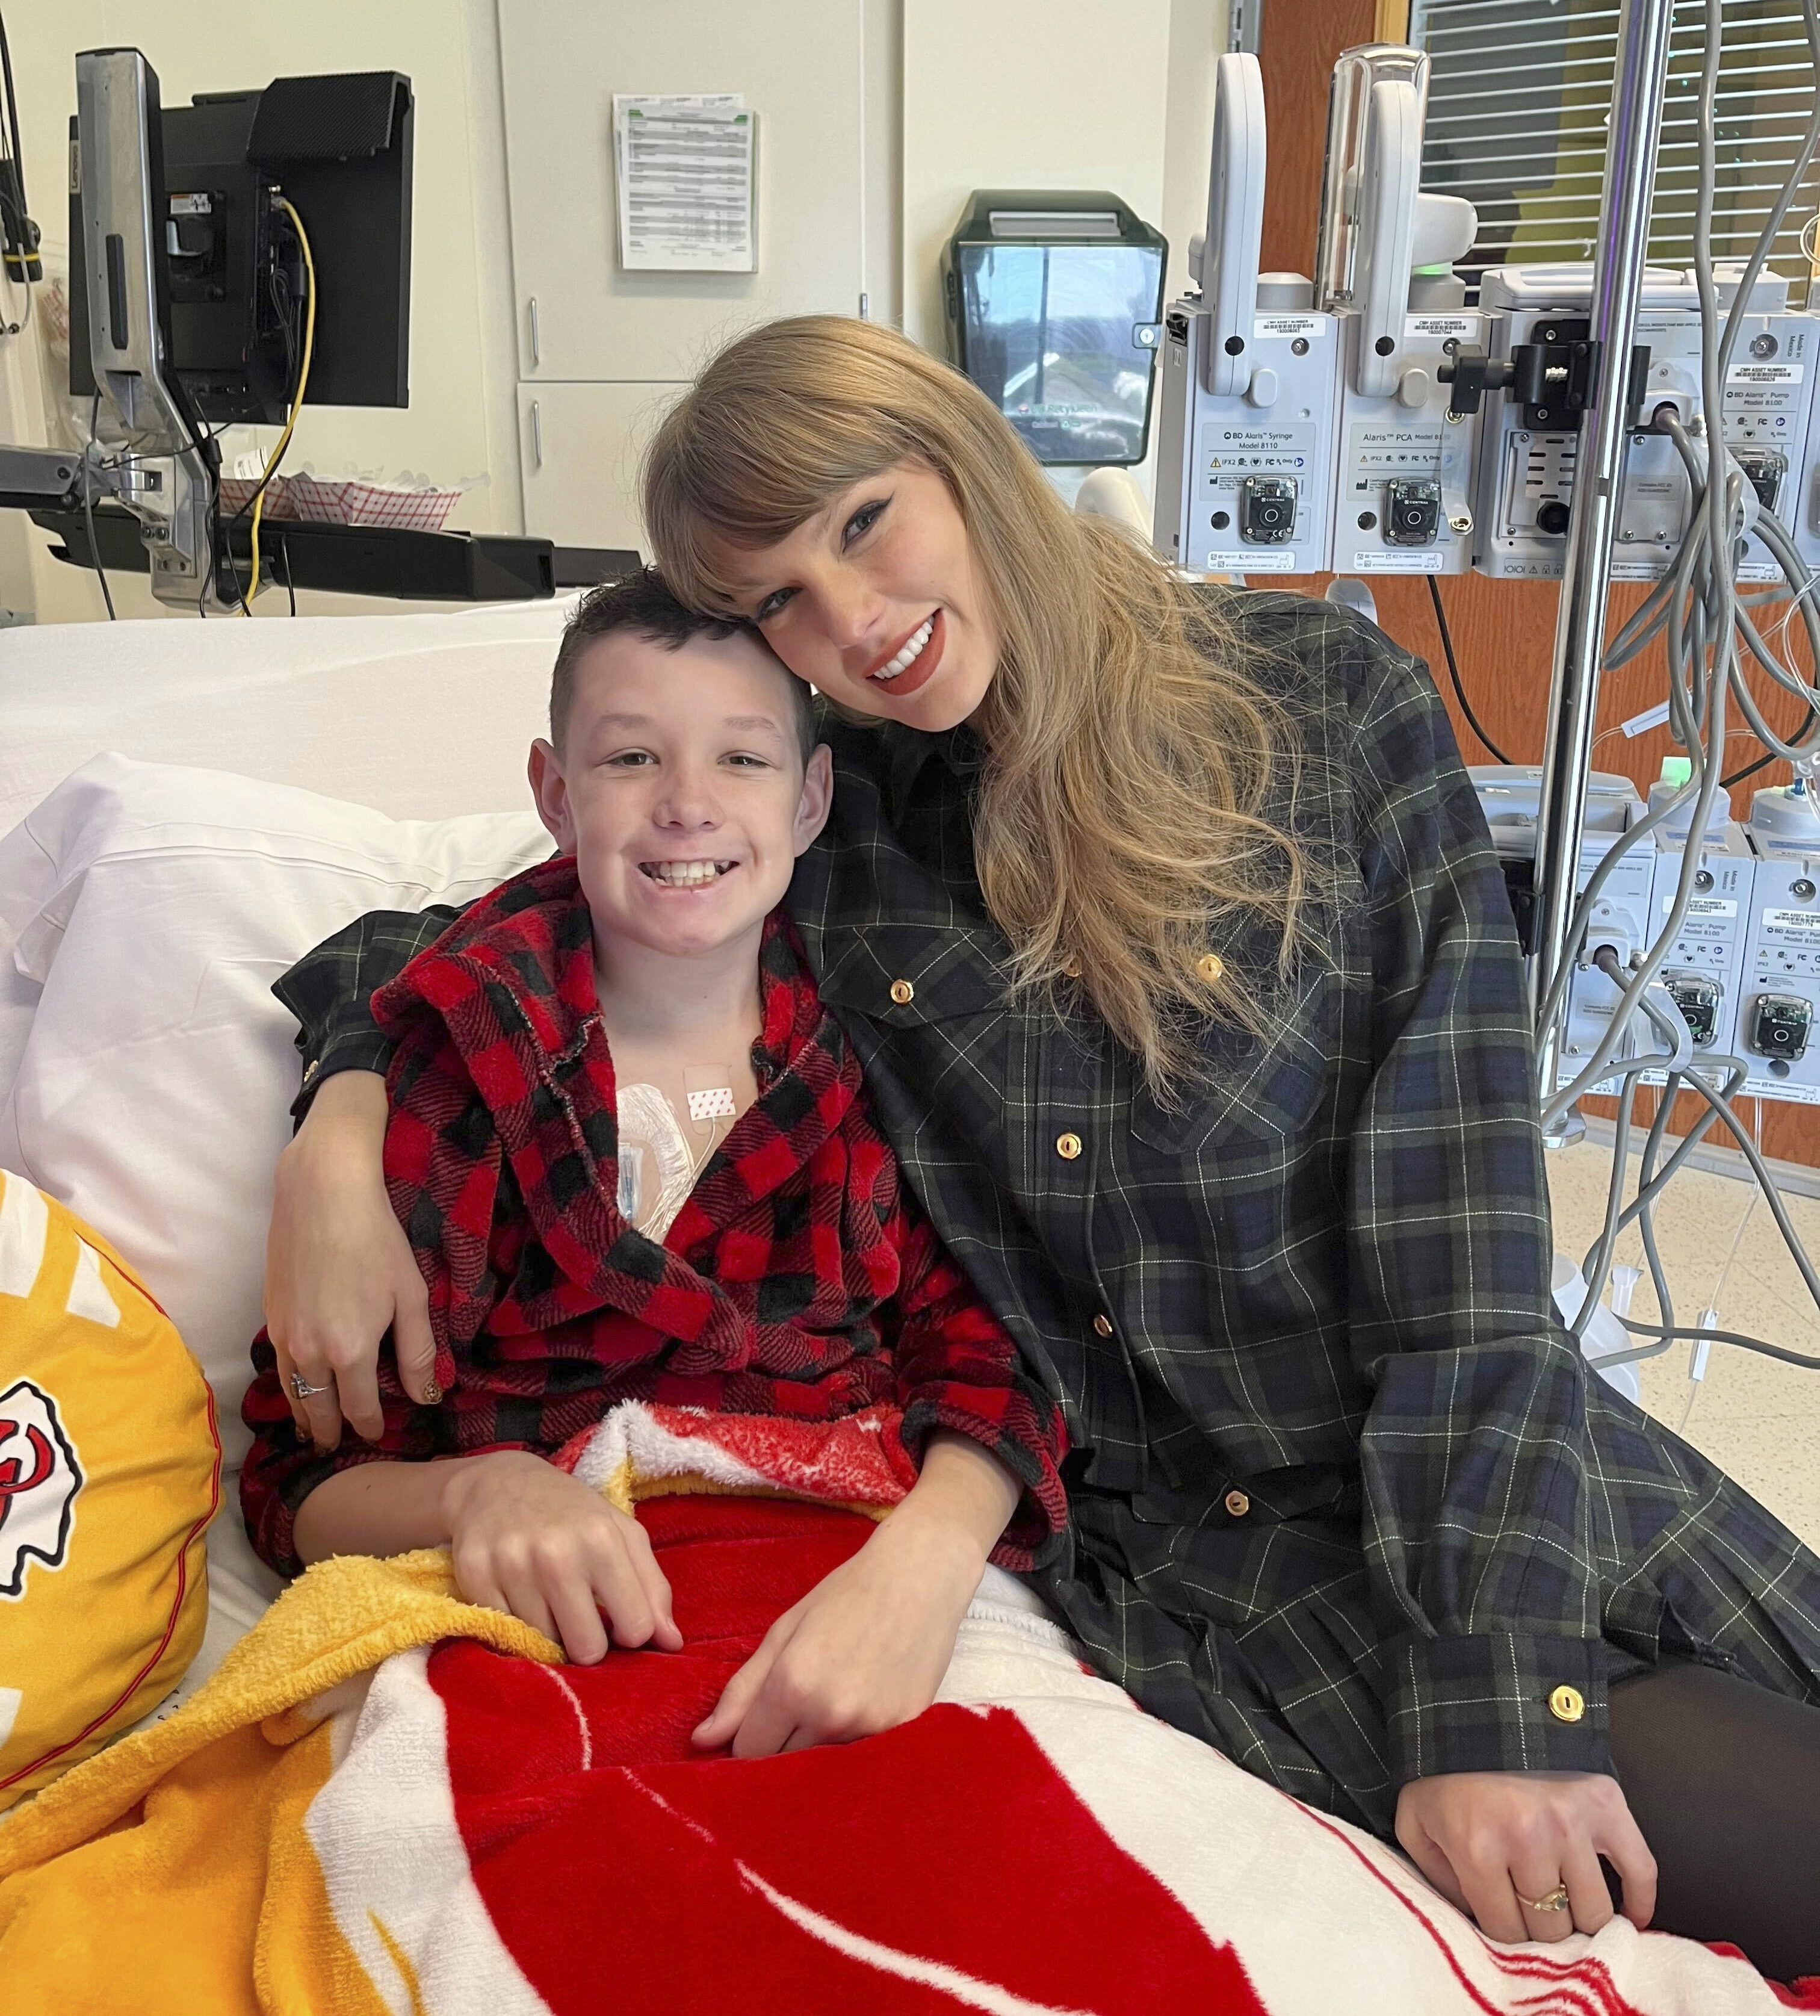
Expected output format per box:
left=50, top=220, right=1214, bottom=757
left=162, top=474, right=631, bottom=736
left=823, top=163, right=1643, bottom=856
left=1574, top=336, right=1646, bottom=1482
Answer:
left=528, top=628, right=831, bottom=972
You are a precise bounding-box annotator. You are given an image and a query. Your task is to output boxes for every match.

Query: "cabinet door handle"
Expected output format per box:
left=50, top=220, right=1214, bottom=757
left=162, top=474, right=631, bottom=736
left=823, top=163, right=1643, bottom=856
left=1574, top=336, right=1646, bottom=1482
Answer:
left=528, top=294, right=541, bottom=367
left=531, top=399, right=543, bottom=471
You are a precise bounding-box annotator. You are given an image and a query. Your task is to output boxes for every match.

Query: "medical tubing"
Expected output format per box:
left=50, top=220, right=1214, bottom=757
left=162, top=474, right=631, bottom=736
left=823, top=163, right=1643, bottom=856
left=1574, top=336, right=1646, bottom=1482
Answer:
left=1660, top=420, right=1820, bottom=740
left=1742, top=517, right=1820, bottom=757
left=1596, top=1058, right=1748, bottom=1259
left=1572, top=1052, right=1644, bottom=1336
left=1532, top=510, right=1722, bottom=1051
left=1541, top=657, right=1726, bottom=1123
left=1603, top=1058, right=1820, bottom=1339
left=1611, top=1318, right=1820, bottom=1371
left=1571, top=953, right=1696, bottom=1329
left=1633, top=1072, right=1683, bottom=1342
left=1534, top=766, right=1701, bottom=1047
left=1555, top=0, right=1820, bottom=1390
left=1541, top=675, right=1729, bottom=1127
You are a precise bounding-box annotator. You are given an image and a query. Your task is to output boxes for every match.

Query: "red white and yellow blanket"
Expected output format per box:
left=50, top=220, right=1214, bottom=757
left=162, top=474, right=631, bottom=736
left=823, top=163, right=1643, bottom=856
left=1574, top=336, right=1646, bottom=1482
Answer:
left=1, top=1402, right=1812, bottom=2015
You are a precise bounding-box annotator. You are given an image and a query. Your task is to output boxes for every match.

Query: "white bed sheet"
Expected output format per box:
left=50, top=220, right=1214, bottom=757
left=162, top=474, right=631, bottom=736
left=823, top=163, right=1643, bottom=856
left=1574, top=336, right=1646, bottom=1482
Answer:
left=0, top=601, right=573, bottom=832
left=1, top=603, right=573, bottom=1108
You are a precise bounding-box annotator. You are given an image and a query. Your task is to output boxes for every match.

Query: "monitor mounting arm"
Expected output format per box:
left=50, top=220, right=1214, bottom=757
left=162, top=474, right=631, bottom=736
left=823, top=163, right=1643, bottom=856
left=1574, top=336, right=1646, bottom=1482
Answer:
left=0, top=49, right=223, bottom=607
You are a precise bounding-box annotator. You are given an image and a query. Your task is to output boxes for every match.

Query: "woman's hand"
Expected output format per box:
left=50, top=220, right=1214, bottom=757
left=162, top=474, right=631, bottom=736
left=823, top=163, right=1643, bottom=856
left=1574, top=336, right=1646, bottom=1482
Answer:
left=442, top=1451, right=684, bottom=1665
left=1394, top=1770, right=1658, bottom=1944
left=264, top=1069, right=439, bottom=1449
left=692, top=1430, right=1020, bottom=1758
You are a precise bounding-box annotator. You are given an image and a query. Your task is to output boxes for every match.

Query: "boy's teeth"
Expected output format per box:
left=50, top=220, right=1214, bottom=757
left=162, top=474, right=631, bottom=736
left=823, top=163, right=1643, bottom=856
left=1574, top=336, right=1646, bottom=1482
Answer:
left=873, top=615, right=935, bottom=682
left=646, top=860, right=731, bottom=885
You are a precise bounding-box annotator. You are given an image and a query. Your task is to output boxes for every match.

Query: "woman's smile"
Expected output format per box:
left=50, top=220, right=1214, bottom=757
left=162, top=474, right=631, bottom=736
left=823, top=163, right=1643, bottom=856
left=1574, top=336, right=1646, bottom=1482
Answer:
left=861, top=607, right=945, bottom=699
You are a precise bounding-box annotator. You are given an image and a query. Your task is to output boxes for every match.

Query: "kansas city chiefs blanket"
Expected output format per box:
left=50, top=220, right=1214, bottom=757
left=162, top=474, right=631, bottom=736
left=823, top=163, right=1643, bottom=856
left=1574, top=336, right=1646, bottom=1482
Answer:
left=1, top=1402, right=1813, bottom=2015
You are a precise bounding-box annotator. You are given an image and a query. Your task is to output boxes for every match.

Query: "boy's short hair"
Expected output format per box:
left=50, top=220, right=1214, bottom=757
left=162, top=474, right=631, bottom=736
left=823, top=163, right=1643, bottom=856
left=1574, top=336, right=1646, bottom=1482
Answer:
left=549, top=567, right=817, bottom=763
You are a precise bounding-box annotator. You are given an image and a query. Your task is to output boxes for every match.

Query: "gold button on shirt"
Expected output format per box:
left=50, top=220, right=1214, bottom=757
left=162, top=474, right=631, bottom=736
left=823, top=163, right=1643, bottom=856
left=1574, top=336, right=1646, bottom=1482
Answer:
left=1196, top=952, right=1225, bottom=984
left=1224, top=1489, right=1251, bottom=1518
left=1548, top=1684, right=1586, bottom=1725
left=890, top=979, right=915, bottom=1005
left=1092, top=1314, right=1114, bottom=1338
left=1056, top=1132, right=1083, bottom=1161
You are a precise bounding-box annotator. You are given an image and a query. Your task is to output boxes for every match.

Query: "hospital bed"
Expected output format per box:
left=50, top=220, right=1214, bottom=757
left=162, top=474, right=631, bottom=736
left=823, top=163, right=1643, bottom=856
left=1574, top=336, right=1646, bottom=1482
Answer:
left=1, top=606, right=1810, bottom=2012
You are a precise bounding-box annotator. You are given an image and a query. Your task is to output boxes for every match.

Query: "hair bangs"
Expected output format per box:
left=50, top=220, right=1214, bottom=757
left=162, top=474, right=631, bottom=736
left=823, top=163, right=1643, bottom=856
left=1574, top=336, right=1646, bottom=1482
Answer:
left=644, top=326, right=932, bottom=615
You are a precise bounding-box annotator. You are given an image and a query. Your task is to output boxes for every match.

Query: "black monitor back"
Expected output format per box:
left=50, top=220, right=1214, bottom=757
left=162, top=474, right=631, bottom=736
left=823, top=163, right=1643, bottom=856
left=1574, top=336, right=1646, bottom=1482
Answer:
left=70, top=69, right=412, bottom=424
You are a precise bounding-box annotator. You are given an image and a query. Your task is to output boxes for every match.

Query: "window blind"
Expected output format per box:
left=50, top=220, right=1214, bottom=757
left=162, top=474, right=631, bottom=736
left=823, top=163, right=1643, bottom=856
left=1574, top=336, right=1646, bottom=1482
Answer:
left=1408, top=0, right=1819, bottom=294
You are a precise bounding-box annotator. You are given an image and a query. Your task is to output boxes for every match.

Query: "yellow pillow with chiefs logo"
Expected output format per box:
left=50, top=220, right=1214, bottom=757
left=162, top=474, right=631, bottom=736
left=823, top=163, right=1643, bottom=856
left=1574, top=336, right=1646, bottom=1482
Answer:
left=0, top=1168, right=220, bottom=1811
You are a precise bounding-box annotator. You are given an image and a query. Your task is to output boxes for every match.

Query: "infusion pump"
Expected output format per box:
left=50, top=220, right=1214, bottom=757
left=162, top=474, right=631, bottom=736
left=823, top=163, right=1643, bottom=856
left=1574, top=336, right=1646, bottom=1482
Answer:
left=1464, top=265, right=1816, bottom=583
left=1472, top=767, right=1820, bottom=1108
left=1157, top=49, right=1820, bottom=585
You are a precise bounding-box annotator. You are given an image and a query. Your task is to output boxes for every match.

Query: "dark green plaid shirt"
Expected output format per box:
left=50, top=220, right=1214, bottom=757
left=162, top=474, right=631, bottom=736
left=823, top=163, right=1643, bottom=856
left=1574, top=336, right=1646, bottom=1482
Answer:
left=277, top=589, right=1820, bottom=1834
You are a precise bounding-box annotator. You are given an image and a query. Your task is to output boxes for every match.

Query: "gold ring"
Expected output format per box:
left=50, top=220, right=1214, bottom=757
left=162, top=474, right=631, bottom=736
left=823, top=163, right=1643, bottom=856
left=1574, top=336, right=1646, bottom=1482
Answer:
left=1517, top=1884, right=1571, bottom=1915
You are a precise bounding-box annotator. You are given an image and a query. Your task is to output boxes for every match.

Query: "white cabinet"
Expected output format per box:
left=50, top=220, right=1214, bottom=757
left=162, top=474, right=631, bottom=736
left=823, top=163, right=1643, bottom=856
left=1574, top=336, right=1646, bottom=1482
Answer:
left=518, top=381, right=687, bottom=554
left=498, top=0, right=867, bottom=386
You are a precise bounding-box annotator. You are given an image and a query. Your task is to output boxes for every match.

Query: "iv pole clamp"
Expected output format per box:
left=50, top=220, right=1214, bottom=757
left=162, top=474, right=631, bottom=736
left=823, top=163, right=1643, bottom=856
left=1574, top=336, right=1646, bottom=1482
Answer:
left=1528, top=0, right=1676, bottom=1126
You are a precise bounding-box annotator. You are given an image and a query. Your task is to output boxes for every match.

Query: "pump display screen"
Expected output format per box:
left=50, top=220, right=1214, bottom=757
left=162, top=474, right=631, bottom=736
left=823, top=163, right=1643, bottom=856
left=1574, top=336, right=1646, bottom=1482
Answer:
left=956, top=243, right=1164, bottom=466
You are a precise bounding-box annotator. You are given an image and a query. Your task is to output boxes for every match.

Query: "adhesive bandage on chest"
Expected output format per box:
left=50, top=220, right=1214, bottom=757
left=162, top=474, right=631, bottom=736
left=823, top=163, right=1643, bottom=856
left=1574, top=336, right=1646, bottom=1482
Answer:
left=682, top=1065, right=737, bottom=1137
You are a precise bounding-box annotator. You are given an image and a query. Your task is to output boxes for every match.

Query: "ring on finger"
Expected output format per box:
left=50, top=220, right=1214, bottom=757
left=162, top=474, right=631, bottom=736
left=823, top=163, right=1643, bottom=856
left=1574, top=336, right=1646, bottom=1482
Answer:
left=1516, top=1884, right=1571, bottom=1915
left=289, top=1371, right=332, bottom=1400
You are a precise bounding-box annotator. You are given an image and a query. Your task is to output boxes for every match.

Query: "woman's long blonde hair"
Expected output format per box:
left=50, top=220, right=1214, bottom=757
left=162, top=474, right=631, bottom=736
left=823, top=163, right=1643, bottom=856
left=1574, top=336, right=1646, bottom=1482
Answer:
left=643, top=315, right=1317, bottom=1098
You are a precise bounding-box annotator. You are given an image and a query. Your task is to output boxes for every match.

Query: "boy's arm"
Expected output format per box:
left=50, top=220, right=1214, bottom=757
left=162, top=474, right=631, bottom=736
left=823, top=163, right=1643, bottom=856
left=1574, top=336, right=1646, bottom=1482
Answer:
left=883, top=1199, right=1070, bottom=1572
left=239, top=1324, right=451, bottom=1578
left=246, top=1018, right=511, bottom=1578
left=690, top=1427, right=1017, bottom=1758
left=271, top=1448, right=682, bottom=1665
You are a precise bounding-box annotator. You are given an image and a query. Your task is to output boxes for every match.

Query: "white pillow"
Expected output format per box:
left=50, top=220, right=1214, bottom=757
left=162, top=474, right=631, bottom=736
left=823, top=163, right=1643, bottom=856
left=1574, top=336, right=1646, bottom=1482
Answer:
left=0, top=754, right=549, bottom=1474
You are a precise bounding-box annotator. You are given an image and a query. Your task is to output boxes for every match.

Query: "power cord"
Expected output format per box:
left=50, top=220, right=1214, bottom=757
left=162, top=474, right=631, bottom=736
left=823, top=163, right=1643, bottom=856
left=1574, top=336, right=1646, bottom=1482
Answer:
left=242, top=195, right=316, bottom=615
left=0, top=6, right=36, bottom=332
left=1427, top=572, right=1515, bottom=764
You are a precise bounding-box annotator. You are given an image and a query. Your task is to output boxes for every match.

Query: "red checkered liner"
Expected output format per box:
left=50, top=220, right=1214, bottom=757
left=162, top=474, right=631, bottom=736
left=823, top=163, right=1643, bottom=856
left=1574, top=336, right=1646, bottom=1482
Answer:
left=284, top=476, right=463, bottom=529
left=214, top=474, right=462, bottom=530
left=217, top=476, right=296, bottom=519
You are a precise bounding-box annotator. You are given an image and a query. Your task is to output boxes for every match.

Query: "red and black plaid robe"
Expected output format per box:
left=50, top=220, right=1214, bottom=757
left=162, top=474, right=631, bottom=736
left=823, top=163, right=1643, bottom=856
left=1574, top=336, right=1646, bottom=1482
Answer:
left=241, top=857, right=1067, bottom=1580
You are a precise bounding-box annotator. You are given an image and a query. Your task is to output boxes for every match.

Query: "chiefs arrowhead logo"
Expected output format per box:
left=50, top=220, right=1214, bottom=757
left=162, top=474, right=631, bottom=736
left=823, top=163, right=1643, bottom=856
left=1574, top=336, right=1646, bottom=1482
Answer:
left=0, top=1379, right=82, bottom=1599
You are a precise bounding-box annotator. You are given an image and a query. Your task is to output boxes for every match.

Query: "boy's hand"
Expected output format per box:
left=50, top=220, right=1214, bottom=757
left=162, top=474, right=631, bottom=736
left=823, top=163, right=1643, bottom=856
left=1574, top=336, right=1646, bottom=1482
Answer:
left=442, top=1451, right=683, bottom=1665
left=692, top=1444, right=1009, bottom=1757
left=690, top=1504, right=983, bottom=1755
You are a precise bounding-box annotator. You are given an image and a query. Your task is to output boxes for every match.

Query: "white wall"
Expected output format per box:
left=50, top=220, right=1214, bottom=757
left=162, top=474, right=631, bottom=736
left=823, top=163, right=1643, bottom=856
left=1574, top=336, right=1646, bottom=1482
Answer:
left=900, top=0, right=1174, bottom=355
left=0, top=0, right=1228, bottom=623
left=0, top=0, right=518, bottom=622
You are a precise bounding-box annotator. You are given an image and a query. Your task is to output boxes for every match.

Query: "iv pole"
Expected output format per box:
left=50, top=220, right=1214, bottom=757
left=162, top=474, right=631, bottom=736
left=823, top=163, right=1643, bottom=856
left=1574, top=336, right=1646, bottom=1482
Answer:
left=1529, top=0, right=1677, bottom=1108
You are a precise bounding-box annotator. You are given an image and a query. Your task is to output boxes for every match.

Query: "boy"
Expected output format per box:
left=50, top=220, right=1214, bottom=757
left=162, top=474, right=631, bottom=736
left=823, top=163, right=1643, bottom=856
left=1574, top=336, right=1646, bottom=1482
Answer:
left=241, top=572, right=1065, bottom=1757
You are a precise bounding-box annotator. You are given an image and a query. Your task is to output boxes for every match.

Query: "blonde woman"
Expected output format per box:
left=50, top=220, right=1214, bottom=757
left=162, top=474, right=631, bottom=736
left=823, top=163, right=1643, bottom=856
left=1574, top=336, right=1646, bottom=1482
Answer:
left=264, top=317, right=1820, bottom=1977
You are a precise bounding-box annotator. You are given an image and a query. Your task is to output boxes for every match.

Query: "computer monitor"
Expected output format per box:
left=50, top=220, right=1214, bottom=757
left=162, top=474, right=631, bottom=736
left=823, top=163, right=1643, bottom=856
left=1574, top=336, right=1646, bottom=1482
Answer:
left=69, top=69, right=412, bottom=426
